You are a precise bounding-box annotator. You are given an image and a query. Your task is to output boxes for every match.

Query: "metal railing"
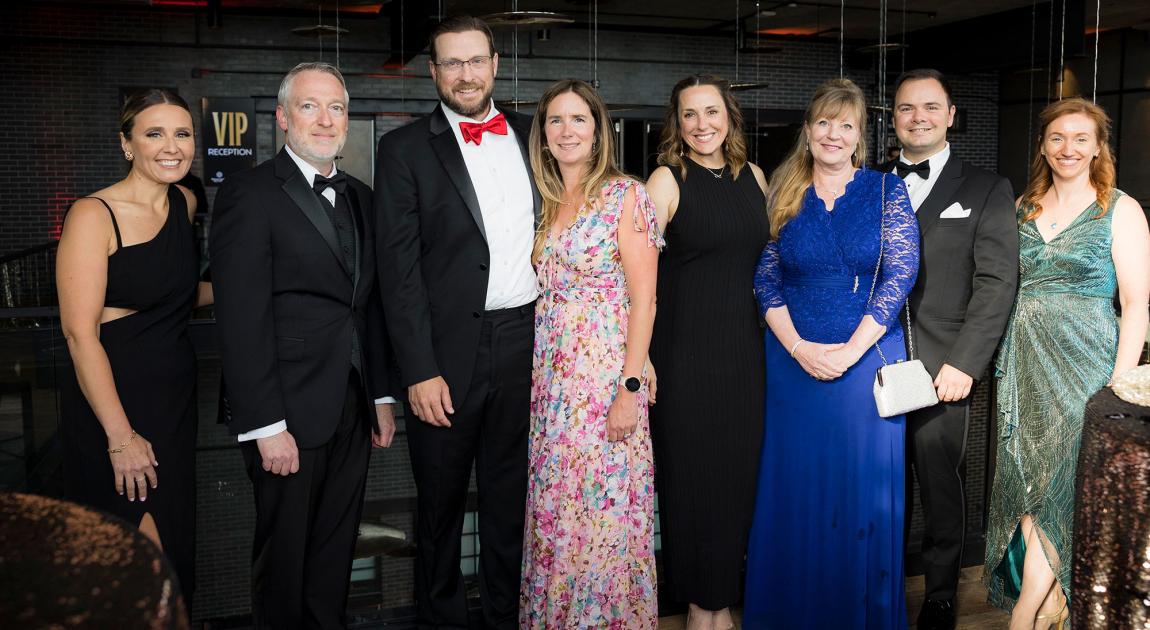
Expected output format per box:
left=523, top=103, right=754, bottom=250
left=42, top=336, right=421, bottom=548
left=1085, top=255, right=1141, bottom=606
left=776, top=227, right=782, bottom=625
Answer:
left=0, top=241, right=59, bottom=329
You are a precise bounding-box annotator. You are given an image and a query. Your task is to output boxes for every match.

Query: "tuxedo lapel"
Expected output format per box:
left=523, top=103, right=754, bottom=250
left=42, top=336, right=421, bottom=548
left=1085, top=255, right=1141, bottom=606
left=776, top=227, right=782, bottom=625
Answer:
left=916, top=156, right=965, bottom=237
left=274, top=150, right=350, bottom=275
left=429, top=105, right=488, bottom=242
left=346, top=188, right=363, bottom=293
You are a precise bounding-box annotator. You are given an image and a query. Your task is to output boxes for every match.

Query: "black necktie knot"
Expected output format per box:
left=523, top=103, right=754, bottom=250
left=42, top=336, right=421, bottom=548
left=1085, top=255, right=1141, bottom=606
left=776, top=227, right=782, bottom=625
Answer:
left=895, top=160, right=930, bottom=180
left=313, top=171, right=347, bottom=196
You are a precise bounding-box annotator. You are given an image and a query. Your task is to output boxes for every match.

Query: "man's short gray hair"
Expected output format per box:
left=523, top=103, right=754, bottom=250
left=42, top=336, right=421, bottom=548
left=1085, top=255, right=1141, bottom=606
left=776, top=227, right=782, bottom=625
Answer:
left=277, top=62, right=350, bottom=106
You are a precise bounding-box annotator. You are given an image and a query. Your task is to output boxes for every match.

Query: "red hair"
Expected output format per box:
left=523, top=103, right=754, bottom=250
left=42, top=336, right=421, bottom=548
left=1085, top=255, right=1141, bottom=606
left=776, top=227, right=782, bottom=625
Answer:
left=1020, top=97, right=1115, bottom=223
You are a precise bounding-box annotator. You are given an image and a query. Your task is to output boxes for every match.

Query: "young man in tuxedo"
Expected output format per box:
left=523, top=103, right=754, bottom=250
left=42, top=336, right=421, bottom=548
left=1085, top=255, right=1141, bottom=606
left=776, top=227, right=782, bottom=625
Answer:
left=889, top=69, right=1019, bottom=630
left=211, top=62, right=397, bottom=629
left=373, top=16, right=539, bottom=630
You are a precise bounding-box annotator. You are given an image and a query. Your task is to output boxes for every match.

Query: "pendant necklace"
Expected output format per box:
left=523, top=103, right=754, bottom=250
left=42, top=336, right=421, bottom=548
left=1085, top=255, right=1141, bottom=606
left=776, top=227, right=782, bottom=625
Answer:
left=702, top=164, right=726, bottom=179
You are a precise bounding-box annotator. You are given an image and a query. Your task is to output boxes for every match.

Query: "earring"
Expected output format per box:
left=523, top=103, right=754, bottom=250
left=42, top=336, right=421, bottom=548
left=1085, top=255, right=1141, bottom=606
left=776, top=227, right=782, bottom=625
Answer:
left=805, top=143, right=810, bottom=152
left=124, top=151, right=133, bottom=161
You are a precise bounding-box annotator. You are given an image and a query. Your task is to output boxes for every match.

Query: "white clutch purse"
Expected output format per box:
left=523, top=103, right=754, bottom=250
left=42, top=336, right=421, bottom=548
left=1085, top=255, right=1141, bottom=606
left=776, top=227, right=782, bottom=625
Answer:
left=873, top=357, right=939, bottom=418
left=864, top=171, right=939, bottom=419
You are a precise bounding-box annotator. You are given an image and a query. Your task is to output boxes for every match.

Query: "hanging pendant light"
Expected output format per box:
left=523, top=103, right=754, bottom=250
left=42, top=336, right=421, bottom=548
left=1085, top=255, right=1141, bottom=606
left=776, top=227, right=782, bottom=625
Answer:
left=855, top=42, right=906, bottom=53
left=291, top=25, right=349, bottom=38
left=290, top=2, right=345, bottom=68
left=293, top=1, right=348, bottom=38
left=480, top=11, right=574, bottom=27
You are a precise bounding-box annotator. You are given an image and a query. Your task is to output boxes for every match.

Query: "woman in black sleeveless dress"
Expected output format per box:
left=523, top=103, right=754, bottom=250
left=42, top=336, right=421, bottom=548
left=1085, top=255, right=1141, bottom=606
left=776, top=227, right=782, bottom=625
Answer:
left=646, top=76, right=770, bottom=630
left=56, top=89, right=208, bottom=599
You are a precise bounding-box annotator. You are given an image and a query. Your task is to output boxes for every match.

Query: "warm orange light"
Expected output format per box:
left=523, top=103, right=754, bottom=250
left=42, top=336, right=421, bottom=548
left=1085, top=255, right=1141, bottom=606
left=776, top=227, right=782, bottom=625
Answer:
left=757, top=27, right=826, bottom=36
left=342, top=5, right=384, bottom=14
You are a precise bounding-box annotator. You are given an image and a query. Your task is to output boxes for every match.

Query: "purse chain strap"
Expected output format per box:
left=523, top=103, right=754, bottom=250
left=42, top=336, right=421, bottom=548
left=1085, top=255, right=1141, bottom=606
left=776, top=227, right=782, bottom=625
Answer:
left=864, top=171, right=916, bottom=367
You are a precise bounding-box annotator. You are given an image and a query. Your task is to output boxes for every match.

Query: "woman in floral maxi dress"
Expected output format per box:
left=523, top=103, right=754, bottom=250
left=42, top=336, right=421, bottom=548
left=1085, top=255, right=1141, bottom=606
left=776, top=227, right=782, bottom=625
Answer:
left=520, top=79, right=663, bottom=628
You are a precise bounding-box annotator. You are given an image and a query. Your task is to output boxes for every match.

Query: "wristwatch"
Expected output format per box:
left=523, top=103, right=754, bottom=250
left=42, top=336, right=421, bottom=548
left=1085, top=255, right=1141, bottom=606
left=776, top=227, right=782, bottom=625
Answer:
left=622, top=376, right=641, bottom=393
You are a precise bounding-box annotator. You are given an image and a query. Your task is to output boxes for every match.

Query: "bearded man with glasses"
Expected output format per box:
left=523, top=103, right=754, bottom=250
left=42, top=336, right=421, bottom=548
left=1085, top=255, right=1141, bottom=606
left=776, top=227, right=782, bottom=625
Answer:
left=374, top=15, right=541, bottom=630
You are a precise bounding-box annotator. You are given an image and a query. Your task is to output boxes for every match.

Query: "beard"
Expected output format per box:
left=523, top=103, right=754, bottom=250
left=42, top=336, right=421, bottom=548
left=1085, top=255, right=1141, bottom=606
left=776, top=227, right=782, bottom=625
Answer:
left=437, top=79, right=494, bottom=118
left=286, top=126, right=345, bottom=167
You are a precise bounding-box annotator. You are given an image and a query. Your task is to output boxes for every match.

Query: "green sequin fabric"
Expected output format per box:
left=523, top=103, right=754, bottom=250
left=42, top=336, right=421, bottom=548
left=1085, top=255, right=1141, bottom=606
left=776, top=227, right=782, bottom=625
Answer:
left=984, top=190, right=1122, bottom=611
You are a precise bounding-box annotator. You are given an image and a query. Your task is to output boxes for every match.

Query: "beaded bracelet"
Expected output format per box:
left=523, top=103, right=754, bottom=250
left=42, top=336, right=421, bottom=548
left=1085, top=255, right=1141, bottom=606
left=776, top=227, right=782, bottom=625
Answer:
left=108, top=430, right=138, bottom=454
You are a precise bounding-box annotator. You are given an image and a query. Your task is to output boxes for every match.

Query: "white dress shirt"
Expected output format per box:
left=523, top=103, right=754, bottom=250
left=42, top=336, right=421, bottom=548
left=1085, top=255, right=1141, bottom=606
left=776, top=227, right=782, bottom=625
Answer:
left=894, top=142, right=951, bottom=213
left=237, top=145, right=393, bottom=443
left=441, top=101, right=538, bottom=310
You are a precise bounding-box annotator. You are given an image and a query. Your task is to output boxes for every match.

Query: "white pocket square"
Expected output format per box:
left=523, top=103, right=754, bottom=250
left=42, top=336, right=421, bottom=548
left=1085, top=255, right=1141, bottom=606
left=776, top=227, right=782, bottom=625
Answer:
left=939, top=203, right=971, bottom=219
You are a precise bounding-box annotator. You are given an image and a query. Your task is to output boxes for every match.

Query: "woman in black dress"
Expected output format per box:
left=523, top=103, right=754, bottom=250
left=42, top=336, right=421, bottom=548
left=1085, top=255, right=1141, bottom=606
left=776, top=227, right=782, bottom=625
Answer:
left=646, top=75, right=770, bottom=630
left=56, top=89, right=210, bottom=598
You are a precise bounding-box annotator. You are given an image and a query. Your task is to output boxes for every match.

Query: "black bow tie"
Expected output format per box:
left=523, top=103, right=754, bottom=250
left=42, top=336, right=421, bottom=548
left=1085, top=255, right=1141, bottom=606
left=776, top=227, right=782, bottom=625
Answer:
left=313, top=171, right=347, bottom=195
left=895, top=160, right=930, bottom=180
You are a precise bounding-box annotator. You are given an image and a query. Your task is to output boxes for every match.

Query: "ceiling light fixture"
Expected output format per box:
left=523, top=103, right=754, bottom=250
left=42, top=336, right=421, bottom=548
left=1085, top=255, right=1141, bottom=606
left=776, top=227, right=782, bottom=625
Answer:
left=479, top=11, right=574, bottom=27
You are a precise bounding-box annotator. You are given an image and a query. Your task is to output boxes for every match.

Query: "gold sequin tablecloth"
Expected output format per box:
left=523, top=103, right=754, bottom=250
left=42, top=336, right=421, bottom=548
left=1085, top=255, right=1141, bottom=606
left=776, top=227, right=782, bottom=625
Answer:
left=1072, top=387, right=1150, bottom=629
left=0, top=492, right=187, bottom=628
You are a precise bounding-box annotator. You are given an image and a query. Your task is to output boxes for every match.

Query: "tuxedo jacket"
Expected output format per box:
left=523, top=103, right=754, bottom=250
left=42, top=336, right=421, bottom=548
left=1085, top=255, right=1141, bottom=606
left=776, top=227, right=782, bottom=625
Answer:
left=374, top=105, right=540, bottom=404
left=884, top=155, right=1019, bottom=379
left=211, top=148, right=392, bottom=449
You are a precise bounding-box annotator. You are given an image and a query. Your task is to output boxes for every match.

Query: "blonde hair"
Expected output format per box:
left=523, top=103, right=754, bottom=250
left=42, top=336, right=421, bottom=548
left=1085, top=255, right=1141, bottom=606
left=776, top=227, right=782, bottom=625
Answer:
left=529, top=79, right=628, bottom=262
left=656, top=75, right=749, bottom=181
left=1020, top=97, right=1116, bottom=223
left=767, top=78, right=867, bottom=239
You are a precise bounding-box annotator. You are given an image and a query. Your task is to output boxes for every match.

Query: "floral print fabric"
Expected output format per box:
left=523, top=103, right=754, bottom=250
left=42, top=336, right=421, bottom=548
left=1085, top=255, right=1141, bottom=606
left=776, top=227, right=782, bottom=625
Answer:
left=520, top=178, right=664, bottom=629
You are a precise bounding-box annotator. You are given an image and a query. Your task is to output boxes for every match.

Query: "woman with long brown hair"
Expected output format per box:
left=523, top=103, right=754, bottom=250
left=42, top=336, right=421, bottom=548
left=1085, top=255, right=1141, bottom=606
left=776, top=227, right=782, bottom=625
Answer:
left=645, top=74, right=769, bottom=630
left=519, top=79, right=663, bottom=628
left=984, top=97, right=1149, bottom=630
left=743, top=77, right=918, bottom=628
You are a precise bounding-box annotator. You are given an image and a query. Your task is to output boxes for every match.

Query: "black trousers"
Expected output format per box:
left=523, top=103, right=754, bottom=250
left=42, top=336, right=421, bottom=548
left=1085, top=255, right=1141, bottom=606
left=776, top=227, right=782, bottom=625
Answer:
left=241, top=371, right=372, bottom=630
left=907, top=398, right=971, bottom=603
left=406, top=304, right=533, bottom=630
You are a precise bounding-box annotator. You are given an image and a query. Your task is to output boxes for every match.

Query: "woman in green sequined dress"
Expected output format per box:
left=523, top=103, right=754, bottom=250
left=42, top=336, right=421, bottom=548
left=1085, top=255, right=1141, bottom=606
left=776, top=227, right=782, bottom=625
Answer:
left=984, top=98, right=1149, bottom=630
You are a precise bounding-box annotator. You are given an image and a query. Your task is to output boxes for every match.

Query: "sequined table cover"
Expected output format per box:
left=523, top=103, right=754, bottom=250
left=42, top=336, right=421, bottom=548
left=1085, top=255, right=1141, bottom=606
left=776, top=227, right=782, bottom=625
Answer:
left=1072, top=387, right=1150, bottom=629
left=0, top=492, right=187, bottom=628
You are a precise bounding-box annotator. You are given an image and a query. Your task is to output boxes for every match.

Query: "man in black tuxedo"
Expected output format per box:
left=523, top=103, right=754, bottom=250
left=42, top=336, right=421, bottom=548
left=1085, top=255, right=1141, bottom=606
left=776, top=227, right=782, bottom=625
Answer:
left=373, top=16, right=539, bottom=630
left=888, top=69, right=1019, bottom=630
left=211, top=62, right=397, bottom=629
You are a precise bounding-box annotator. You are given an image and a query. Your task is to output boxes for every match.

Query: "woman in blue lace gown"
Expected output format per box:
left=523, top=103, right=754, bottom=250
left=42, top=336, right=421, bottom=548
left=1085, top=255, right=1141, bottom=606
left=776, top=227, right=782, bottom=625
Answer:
left=744, top=78, right=918, bottom=629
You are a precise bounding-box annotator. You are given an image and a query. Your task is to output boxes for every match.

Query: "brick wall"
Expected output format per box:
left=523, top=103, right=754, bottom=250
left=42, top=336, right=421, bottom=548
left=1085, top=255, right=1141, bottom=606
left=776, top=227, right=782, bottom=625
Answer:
left=0, top=5, right=1002, bottom=257
left=2, top=4, right=1002, bottom=622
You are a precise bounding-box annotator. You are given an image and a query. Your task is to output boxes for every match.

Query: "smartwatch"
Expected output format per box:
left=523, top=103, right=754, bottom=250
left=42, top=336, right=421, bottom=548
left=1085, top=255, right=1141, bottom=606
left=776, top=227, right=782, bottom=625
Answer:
left=623, top=376, right=641, bottom=393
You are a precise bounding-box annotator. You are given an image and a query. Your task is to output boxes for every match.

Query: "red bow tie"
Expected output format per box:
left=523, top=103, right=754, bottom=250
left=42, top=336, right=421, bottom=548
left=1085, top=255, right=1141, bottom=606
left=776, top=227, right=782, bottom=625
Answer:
left=459, top=113, right=508, bottom=145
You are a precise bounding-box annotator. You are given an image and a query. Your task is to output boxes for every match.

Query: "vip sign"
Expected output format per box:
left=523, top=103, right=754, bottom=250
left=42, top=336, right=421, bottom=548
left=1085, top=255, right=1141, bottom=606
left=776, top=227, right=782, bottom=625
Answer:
left=202, top=97, right=256, bottom=186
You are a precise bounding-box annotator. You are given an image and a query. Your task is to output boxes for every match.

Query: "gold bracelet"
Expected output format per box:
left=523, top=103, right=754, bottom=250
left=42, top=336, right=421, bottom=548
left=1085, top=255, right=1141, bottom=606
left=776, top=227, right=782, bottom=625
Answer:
left=789, top=339, right=804, bottom=358
left=107, top=430, right=137, bottom=454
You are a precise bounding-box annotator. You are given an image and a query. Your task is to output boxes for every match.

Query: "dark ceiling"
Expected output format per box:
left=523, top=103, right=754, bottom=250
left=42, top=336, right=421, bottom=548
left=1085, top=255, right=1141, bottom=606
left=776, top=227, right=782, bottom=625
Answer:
left=61, top=0, right=1150, bottom=36
left=53, top=0, right=1150, bottom=72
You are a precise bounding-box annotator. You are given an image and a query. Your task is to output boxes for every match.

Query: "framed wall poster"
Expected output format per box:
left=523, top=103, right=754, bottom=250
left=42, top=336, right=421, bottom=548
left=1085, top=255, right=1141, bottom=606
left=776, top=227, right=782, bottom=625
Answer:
left=202, top=97, right=257, bottom=186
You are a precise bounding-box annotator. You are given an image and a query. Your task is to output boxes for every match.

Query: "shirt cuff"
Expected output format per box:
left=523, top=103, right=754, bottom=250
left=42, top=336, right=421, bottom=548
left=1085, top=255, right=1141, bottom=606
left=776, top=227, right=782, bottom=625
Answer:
left=374, top=396, right=397, bottom=405
left=237, top=420, right=287, bottom=442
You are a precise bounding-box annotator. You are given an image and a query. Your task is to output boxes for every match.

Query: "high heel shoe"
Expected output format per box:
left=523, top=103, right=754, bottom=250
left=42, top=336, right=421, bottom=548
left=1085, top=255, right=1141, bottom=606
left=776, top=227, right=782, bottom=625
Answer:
left=1035, top=602, right=1069, bottom=630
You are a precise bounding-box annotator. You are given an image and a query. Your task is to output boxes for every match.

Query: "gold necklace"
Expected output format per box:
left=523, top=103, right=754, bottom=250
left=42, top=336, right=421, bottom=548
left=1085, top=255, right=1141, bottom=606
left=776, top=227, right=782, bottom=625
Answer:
left=815, top=185, right=842, bottom=198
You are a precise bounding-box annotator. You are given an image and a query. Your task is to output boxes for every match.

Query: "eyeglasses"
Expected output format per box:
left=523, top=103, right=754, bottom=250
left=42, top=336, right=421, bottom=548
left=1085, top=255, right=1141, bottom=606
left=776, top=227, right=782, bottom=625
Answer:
left=433, top=56, right=493, bottom=74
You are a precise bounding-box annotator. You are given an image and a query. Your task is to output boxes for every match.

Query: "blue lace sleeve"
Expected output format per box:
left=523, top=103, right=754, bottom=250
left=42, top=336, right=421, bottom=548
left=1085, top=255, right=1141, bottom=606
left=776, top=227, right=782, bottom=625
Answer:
left=754, top=240, right=784, bottom=318
left=865, top=173, right=919, bottom=327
